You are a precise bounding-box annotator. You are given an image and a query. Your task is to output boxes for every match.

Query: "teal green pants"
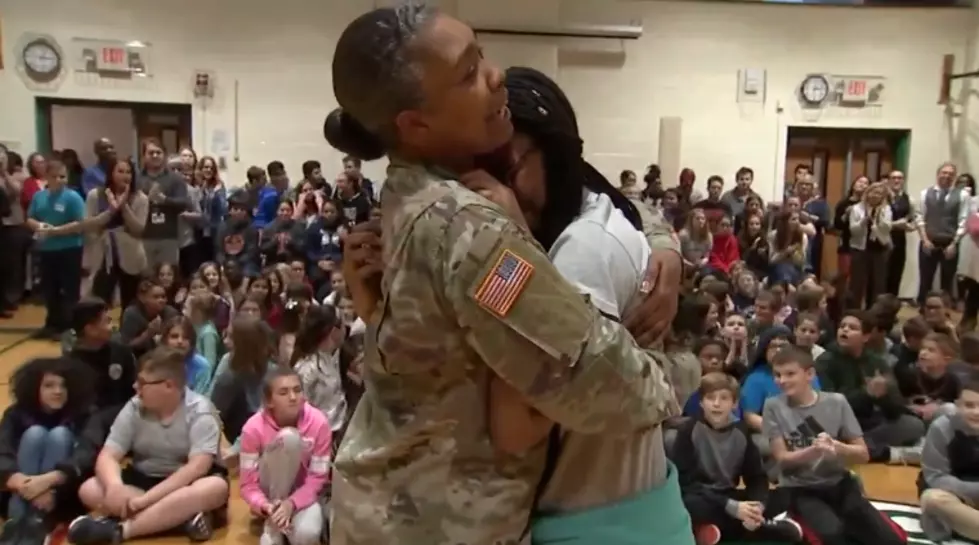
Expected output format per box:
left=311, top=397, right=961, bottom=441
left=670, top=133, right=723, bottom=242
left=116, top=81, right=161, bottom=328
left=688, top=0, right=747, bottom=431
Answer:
left=531, top=461, right=694, bottom=545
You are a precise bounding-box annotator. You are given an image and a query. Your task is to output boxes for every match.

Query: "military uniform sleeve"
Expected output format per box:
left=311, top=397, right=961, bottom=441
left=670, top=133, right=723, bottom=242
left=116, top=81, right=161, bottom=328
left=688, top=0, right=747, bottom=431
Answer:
left=437, top=203, right=677, bottom=435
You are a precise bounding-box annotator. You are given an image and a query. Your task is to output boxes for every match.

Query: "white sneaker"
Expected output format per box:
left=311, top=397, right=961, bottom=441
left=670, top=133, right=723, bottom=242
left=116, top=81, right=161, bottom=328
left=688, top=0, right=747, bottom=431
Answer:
left=259, top=524, right=284, bottom=545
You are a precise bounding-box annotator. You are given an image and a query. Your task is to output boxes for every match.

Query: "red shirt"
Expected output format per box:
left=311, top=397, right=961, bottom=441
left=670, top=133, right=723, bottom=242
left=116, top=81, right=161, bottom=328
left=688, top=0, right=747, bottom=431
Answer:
left=708, top=233, right=740, bottom=274
left=20, top=177, right=43, bottom=213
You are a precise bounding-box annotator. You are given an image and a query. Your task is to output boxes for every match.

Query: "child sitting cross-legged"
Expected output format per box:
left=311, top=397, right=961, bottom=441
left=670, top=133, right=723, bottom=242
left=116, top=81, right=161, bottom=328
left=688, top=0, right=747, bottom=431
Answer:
left=0, top=358, right=93, bottom=541
left=239, top=367, right=332, bottom=545
left=675, top=372, right=803, bottom=545
left=816, top=310, right=925, bottom=464
left=68, top=346, right=229, bottom=545
left=918, top=377, right=979, bottom=542
left=895, top=332, right=961, bottom=427
left=764, top=346, right=905, bottom=545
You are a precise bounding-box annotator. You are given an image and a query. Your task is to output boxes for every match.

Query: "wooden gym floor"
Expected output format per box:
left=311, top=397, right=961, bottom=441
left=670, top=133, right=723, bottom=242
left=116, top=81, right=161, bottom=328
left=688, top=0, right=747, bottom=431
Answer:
left=0, top=305, right=923, bottom=544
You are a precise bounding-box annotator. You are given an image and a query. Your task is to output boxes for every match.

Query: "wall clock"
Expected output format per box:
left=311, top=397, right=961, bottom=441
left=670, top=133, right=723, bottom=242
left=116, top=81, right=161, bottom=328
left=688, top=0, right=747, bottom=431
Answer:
left=15, top=34, right=67, bottom=91
left=800, top=74, right=830, bottom=107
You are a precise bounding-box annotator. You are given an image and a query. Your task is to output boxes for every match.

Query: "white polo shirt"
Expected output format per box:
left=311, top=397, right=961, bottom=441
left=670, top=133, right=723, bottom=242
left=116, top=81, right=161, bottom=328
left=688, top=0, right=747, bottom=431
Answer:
left=548, top=189, right=651, bottom=318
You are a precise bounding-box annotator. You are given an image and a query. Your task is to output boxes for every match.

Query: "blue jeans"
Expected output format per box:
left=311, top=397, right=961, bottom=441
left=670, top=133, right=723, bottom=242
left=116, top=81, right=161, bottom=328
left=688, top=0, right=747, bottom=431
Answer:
left=8, top=425, right=74, bottom=519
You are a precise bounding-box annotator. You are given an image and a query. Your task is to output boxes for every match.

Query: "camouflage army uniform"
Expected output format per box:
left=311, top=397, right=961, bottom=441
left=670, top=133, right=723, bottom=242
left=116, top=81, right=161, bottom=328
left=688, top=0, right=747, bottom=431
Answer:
left=329, top=162, right=678, bottom=545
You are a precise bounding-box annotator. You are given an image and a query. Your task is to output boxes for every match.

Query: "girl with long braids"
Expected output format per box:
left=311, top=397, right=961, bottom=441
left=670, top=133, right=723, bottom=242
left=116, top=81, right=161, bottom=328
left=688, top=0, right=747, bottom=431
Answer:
left=479, top=66, right=697, bottom=544
left=323, top=4, right=680, bottom=544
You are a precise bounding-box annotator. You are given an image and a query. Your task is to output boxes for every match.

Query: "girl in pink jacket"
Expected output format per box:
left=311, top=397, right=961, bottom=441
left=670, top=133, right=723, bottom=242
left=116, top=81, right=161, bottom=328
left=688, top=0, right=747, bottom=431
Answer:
left=239, top=367, right=332, bottom=545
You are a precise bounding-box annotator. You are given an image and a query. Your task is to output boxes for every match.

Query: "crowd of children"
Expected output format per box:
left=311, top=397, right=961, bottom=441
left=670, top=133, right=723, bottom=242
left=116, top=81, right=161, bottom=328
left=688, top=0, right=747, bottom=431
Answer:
left=0, top=159, right=370, bottom=545
left=5, top=146, right=979, bottom=545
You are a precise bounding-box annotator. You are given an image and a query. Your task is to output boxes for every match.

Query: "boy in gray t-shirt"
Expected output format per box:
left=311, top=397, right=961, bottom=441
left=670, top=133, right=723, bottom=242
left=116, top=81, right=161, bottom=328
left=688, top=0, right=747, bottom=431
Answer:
left=68, top=347, right=230, bottom=545
left=762, top=346, right=904, bottom=545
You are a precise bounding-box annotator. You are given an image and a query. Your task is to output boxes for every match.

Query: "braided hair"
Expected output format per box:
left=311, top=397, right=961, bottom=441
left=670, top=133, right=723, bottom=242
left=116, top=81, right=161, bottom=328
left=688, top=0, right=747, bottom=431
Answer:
left=501, top=67, right=642, bottom=250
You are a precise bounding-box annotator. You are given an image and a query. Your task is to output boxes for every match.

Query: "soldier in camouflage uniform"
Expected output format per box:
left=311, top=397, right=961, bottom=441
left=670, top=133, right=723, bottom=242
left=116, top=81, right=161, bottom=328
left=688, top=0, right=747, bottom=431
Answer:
left=323, top=5, right=680, bottom=545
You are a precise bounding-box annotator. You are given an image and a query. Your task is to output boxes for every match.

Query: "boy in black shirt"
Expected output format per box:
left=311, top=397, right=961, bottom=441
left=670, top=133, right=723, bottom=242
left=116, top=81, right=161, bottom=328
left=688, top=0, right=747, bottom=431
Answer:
left=676, top=373, right=803, bottom=544
left=896, top=332, right=961, bottom=426
left=61, top=298, right=137, bottom=487
left=891, top=316, right=929, bottom=374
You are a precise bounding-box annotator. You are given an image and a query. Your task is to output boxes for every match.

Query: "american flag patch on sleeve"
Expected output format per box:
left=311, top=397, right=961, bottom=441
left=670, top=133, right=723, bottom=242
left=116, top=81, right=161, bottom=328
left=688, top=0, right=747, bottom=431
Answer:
left=475, top=250, right=535, bottom=317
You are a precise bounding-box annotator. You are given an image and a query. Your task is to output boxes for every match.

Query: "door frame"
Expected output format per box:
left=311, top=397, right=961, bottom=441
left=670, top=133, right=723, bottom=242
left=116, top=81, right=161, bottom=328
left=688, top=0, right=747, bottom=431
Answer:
left=34, top=97, right=193, bottom=158
left=778, top=124, right=912, bottom=198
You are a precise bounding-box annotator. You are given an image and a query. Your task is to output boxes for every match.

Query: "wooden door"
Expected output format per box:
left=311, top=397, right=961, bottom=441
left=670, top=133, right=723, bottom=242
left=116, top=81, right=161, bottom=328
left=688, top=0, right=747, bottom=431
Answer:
left=783, top=129, right=896, bottom=279
left=133, top=104, right=192, bottom=162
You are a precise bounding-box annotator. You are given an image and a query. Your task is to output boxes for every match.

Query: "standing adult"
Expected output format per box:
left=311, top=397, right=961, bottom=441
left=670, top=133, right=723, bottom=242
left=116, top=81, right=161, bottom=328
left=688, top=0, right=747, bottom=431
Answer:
left=83, top=158, right=147, bottom=309
left=0, top=145, right=24, bottom=318
left=721, top=166, right=763, bottom=219
left=796, top=175, right=829, bottom=277
left=80, top=138, right=116, bottom=195
left=886, top=170, right=914, bottom=297
left=324, top=6, right=678, bottom=544
left=958, top=177, right=979, bottom=330
left=916, top=162, right=967, bottom=305
left=139, top=140, right=189, bottom=269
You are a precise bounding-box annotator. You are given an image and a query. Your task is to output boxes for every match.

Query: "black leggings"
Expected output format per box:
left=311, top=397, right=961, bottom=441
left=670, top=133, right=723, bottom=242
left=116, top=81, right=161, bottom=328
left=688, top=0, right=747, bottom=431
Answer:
left=789, top=475, right=905, bottom=545
left=92, top=264, right=140, bottom=310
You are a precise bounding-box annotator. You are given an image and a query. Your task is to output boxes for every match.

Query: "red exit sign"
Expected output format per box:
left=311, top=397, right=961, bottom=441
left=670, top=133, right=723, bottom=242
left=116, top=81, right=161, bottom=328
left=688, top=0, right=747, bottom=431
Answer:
left=97, top=46, right=128, bottom=71
left=841, top=78, right=871, bottom=102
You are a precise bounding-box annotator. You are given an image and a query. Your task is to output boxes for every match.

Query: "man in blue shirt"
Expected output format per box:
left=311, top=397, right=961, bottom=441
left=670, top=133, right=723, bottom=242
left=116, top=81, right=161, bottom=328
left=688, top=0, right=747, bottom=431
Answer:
left=28, top=158, right=119, bottom=339
left=80, top=138, right=116, bottom=195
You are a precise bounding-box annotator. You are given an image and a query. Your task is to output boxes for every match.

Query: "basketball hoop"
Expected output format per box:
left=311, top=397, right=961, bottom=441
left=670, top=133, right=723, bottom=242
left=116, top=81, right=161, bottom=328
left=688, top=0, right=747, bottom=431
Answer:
left=939, top=53, right=979, bottom=105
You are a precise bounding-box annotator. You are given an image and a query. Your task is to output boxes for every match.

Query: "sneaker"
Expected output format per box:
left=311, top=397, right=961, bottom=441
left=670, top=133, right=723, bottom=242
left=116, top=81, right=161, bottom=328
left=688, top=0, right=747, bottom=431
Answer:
left=889, top=446, right=922, bottom=465
left=66, top=516, right=120, bottom=545
left=694, top=524, right=721, bottom=545
left=259, top=524, right=284, bottom=545
left=761, top=517, right=804, bottom=543
left=184, top=512, right=213, bottom=542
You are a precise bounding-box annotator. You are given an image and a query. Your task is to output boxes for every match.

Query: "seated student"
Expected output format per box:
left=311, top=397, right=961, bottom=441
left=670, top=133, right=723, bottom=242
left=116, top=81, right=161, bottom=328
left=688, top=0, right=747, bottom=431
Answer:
left=867, top=304, right=898, bottom=366
left=895, top=332, right=961, bottom=428
left=719, top=313, right=749, bottom=380
left=210, top=316, right=277, bottom=454
left=891, top=316, right=929, bottom=373
left=951, top=331, right=979, bottom=382
left=304, top=200, right=343, bottom=297
left=763, top=347, right=905, bottom=545
left=783, top=285, right=824, bottom=332
left=159, top=315, right=213, bottom=395
left=683, top=339, right=744, bottom=421
left=748, top=291, right=777, bottom=343
left=69, top=347, right=229, bottom=545
left=918, top=379, right=979, bottom=542
left=239, top=368, right=332, bottom=545
left=215, top=215, right=259, bottom=279
left=794, top=312, right=825, bottom=360
left=0, top=358, right=92, bottom=540
left=676, top=373, right=803, bottom=544
left=817, top=310, right=925, bottom=464
left=62, top=299, right=138, bottom=493
left=119, top=278, right=180, bottom=360
left=741, top=324, right=820, bottom=456
left=922, top=291, right=957, bottom=341
left=290, top=306, right=348, bottom=437
left=187, top=293, right=221, bottom=371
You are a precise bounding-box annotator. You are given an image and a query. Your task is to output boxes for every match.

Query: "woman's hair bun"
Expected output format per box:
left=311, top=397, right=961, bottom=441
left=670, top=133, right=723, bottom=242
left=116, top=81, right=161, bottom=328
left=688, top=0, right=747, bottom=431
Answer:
left=323, top=108, right=386, bottom=162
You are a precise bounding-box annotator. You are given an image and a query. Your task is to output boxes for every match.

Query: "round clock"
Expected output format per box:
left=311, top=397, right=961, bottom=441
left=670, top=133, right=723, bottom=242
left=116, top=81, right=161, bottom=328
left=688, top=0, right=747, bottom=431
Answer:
left=22, top=38, right=63, bottom=84
left=800, top=74, right=830, bottom=106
